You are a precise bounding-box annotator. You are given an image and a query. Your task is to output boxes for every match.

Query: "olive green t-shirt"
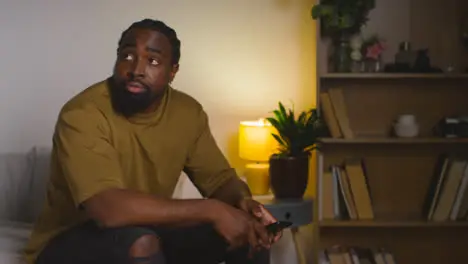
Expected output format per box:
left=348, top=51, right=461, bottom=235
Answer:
left=23, top=79, right=238, bottom=263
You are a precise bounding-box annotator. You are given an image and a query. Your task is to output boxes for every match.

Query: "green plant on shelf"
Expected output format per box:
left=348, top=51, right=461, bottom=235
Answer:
left=266, top=102, right=328, bottom=198
left=266, top=102, right=327, bottom=158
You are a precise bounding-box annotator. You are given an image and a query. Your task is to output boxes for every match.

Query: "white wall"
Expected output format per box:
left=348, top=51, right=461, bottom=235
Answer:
left=0, top=0, right=317, bottom=156
left=0, top=0, right=317, bottom=263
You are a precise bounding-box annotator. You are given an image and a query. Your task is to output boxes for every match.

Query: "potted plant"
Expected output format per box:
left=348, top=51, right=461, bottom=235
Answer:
left=266, top=102, right=327, bottom=198
left=311, top=0, right=375, bottom=72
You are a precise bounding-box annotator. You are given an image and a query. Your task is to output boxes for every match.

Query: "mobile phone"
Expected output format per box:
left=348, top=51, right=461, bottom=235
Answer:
left=265, top=221, right=292, bottom=234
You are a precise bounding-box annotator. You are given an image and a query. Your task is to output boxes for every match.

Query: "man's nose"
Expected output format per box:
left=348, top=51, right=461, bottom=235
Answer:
left=128, top=59, right=145, bottom=78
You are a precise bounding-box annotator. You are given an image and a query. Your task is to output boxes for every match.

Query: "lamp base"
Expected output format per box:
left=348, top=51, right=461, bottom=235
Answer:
left=244, top=163, right=270, bottom=195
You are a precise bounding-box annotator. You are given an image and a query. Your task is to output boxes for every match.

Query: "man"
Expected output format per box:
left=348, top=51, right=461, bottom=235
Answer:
left=24, top=19, right=280, bottom=264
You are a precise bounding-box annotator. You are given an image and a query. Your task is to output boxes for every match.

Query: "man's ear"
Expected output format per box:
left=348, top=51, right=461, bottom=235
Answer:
left=170, top=64, right=179, bottom=82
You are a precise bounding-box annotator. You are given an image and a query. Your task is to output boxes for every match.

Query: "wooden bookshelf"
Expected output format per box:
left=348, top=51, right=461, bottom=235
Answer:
left=313, top=73, right=468, bottom=263
left=311, top=0, right=468, bottom=261
left=313, top=68, right=468, bottom=263
left=314, top=69, right=468, bottom=263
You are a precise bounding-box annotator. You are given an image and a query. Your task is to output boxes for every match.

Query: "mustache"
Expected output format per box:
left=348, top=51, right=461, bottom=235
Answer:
left=123, top=79, right=151, bottom=91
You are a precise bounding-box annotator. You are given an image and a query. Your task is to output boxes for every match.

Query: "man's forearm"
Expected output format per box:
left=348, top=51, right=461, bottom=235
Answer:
left=210, top=177, right=252, bottom=207
left=83, top=188, right=219, bottom=228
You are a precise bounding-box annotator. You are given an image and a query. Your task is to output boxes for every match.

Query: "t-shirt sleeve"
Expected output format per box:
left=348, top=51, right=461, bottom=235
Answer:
left=54, top=105, right=125, bottom=207
left=183, top=108, right=240, bottom=197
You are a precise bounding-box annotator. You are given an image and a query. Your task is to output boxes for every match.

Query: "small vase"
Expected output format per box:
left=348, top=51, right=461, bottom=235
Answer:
left=394, top=114, right=419, bottom=138
left=351, top=60, right=365, bottom=73
left=331, top=36, right=352, bottom=73
left=365, top=56, right=383, bottom=72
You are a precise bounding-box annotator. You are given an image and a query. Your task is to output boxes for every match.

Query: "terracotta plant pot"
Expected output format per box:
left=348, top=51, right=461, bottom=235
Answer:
left=269, top=154, right=309, bottom=199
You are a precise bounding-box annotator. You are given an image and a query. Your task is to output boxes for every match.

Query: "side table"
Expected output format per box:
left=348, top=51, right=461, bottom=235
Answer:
left=255, top=196, right=314, bottom=264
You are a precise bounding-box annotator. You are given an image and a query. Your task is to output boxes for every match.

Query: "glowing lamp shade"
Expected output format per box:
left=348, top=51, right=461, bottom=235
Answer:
left=238, top=119, right=277, bottom=195
left=238, top=119, right=277, bottom=162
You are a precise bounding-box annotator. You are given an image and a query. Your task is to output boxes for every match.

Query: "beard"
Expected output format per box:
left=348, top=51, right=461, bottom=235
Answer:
left=107, top=77, right=162, bottom=118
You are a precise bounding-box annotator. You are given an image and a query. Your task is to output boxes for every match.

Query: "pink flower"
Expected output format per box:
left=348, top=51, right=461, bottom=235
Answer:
left=366, top=42, right=385, bottom=60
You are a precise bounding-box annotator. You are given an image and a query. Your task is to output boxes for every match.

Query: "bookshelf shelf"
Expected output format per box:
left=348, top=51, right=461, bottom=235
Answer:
left=319, top=137, right=468, bottom=144
left=319, top=220, right=468, bottom=228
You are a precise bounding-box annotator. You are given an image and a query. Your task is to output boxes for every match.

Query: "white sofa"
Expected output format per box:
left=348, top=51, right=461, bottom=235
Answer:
left=0, top=147, right=47, bottom=263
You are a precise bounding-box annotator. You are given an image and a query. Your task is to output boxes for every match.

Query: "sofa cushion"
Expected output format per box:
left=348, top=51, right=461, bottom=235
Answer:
left=0, top=222, right=31, bottom=252
left=0, top=150, right=35, bottom=223
left=0, top=221, right=32, bottom=264
left=0, top=146, right=51, bottom=224
left=27, top=147, right=51, bottom=222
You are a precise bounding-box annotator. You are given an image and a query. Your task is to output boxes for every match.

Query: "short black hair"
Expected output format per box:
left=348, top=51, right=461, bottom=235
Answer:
left=118, top=19, right=181, bottom=65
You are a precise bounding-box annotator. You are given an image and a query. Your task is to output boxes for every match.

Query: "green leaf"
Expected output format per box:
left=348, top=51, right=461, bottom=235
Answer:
left=340, top=14, right=355, bottom=28
left=278, top=102, right=288, bottom=119
left=266, top=116, right=282, bottom=131
left=297, top=112, right=307, bottom=131
left=321, top=5, right=335, bottom=16
left=273, top=110, right=286, bottom=125
left=272, top=134, right=287, bottom=148
left=311, top=5, right=322, bottom=19
left=287, top=109, right=295, bottom=128
left=266, top=117, right=291, bottom=146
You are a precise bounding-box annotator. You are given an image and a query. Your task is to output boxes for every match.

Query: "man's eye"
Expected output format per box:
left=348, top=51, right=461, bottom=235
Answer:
left=120, top=53, right=133, bottom=61
left=149, top=58, right=159, bottom=65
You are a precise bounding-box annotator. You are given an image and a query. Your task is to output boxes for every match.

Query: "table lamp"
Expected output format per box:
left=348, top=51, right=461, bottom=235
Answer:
left=238, top=119, right=277, bottom=195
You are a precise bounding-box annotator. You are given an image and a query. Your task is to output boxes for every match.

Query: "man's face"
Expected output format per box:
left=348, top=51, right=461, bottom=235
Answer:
left=109, top=28, right=179, bottom=117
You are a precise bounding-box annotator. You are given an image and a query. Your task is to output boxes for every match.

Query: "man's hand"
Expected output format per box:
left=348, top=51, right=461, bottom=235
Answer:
left=209, top=200, right=270, bottom=252
left=237, top=199, right=282, bottom=244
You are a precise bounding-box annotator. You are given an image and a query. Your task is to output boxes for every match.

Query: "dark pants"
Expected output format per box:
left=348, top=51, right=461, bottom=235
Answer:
left=35, top=221, right=270, bottom=264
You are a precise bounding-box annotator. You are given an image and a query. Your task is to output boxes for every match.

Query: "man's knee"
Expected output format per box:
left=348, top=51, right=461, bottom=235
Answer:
left=130, top=234, right=161, bottom=256
left=129, top=233, right=165, bottom=264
